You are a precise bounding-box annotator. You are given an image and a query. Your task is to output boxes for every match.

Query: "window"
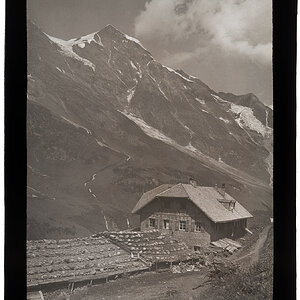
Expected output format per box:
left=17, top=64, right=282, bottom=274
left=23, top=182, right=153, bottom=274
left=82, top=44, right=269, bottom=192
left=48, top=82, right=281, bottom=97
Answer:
left=179, top=221, right=186, bottom=231
left=195, top=222, right=202, bottom=232
left=229, top=201, right=235, bottom=211
left=149, top=218, right=155, bottom=228
left=163, top=219, right=170, bottom=229
left=180, top=200, right=186, bottom=210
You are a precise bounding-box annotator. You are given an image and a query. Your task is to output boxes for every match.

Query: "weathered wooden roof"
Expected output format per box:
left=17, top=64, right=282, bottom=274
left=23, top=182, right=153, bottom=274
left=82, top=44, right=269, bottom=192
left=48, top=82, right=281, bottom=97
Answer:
left=131, top=184, right=172, bottom=213
left=158, top=183, right=189, bottom=198
left=103, top=230, right=197, bottom=263
left=182, top=184, right=253, bottom=222
left=27, top=236, right=147, bottom=288
left=132, top=183, right=253, bottom=223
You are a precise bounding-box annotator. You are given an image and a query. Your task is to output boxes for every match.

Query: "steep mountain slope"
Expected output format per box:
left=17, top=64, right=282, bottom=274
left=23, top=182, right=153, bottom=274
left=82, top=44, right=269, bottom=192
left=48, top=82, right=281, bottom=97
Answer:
left=218, top=92, right=273, bottom=128
left=27, top=21, right=273, bottom=239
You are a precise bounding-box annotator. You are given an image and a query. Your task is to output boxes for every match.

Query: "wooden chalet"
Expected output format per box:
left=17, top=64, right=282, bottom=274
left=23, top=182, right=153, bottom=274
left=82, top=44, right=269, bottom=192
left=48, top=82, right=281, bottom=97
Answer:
left=132, top=180, right=253, bottom=247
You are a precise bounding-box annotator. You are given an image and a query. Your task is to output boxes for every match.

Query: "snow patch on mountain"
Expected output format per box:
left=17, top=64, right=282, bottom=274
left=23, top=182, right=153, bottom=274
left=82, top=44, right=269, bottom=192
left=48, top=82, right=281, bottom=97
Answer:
left=219, top=117, right=230, bottom=124
left=46, top=34, right=96, bottom=71
left=130, top=61, right=137, bottom=70
left=146, top=69, right=169, bottom=101
left=136, top=63, right=143, bottom=78
left=56, top=66, right=65, bottom=74
left=265, top=151, right=273, bottom=187
left=124, top=34, right=147, bottom=51
left=156, top=85, right=168, bottom=100
left=230, top=103, right=268, bottom=136
left=195, top=98, right=205, bottom=105
left=188, top=74, right=198, bottom=80
left=211, top=94, right=228, bottom=103
left=120, top=111, right=206, bottom=164
left=73, top=32, right=104, bottom=48
left=120, top=111, right=174, bottom=144
left=200, top=109, right=209, bottom=114
left=61, top=116, right=92, bottom=135
left=162, top=65, right=194, bottom=83
left=185, top=142, right=198, bottom=153
left=95, top=139, right=106, bottom=147
left=127, top=87, right=135, bottom=104
left=211, top=93, right=271, bottom=137
left=265, top=109, right=272, bottom=129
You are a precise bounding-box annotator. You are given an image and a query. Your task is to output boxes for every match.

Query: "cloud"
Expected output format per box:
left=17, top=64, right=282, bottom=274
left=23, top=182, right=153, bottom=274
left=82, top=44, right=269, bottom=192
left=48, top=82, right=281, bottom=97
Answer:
left=134, top=0, right=272, bottom=65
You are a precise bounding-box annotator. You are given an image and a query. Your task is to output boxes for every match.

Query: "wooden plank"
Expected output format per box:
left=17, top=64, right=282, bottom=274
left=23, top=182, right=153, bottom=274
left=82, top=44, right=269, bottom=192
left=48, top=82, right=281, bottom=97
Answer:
left=222, top=238, right=242, bottom=248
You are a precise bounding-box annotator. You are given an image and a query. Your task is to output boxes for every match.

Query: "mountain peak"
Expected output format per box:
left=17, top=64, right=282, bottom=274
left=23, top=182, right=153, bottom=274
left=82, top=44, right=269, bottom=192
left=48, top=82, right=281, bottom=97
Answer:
left=104, top=24, right=118, bottom=30
left=99, top=24, right=150, bottom=54
left=100, top=24, right=123, bottom=35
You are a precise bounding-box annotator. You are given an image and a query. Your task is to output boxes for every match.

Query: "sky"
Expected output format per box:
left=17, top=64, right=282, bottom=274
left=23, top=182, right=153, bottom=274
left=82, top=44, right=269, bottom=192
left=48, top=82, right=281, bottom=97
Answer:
left=27, top=0, right=272, bottom=105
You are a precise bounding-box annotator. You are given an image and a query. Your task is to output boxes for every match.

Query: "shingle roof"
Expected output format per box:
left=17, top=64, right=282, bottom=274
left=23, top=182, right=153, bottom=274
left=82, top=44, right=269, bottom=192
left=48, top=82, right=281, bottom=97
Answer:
left=158, top=183, right=189, bottom=198
left=103, top=230, right=198, bottom=262
left=132, top=183, right=253, bottom=223
left=131, top=184, right=172, bottom=214
left=27, top=236, right=147, bottom=287
left=182, top=184, right=253, bottom=222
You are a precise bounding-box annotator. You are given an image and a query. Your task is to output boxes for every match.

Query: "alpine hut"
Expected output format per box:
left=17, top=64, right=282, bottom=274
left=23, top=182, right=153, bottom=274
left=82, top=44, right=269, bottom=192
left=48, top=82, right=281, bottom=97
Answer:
left=132, top=180, right=253, bottom=247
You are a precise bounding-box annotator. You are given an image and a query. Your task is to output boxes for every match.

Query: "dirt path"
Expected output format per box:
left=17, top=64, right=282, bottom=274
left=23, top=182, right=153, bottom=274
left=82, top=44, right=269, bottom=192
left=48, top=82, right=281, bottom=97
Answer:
left=250, top=224, right=271, bottom=265
left=235, top=225, right=272, bottom=267
left=84, top=157, right=124, bottom=187
left=82, top=155, right=130, bottom=230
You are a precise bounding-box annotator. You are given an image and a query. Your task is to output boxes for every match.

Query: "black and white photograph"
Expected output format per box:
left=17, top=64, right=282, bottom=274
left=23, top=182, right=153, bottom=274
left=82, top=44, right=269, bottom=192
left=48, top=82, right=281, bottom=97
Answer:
left=23, top=0, right=279, bottom=298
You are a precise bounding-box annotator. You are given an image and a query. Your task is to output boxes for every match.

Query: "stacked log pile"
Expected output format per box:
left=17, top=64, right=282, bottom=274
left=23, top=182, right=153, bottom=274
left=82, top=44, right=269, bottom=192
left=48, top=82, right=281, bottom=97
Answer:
left=102, top=230, right=198, bottom=263
left=27, top=236, right=147, bottom=287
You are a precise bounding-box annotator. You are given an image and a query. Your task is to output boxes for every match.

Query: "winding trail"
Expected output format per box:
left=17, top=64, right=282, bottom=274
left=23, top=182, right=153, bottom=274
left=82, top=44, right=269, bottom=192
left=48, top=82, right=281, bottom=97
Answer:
left=235, top=225, right=272, bottom=267
left=84, top=157, right=125, bottom=188
left=250, top=225, right=272, bottom=265
left=83, top=153, right=132, bottom=230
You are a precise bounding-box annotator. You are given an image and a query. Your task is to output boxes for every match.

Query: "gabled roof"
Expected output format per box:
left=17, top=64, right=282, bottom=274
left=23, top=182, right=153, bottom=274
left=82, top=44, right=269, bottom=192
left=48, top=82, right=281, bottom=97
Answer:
left=132, top=183, right=253, bottom=223
left=131, top=184, right=173, bottom=214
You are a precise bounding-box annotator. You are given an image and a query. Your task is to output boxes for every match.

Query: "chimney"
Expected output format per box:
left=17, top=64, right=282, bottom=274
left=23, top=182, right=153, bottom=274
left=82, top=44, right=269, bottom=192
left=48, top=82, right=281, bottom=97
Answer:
left=221, top=183, right=226, bottom=197
left=214, top=183, right=226, bottom=197
left=222, top=183, right=226, bottom=198
left=189, top=177, right=197, bottom=187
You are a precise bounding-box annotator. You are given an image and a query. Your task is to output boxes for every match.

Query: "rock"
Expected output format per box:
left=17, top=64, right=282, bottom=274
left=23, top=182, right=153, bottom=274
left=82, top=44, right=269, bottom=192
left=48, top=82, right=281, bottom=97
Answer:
left=46, top=266, right=53, bottom=273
